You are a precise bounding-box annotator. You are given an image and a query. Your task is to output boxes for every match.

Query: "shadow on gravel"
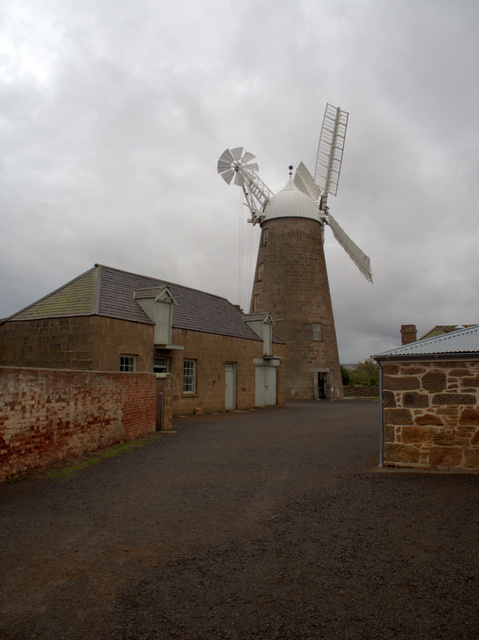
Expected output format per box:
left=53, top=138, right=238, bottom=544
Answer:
left=1, top=401, right=479, bottom=640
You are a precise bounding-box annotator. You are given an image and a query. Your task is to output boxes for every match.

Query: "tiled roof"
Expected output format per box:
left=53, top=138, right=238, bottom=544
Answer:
left=5, top=264, right=270, bottom=342
left=7, top=268, right=99, bottom=321
left=374, top=324, right=479, bottom=361
left=419, top=325, right=475, bottom=340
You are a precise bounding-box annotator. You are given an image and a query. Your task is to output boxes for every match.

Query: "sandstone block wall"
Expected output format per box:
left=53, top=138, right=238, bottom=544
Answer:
left=250, top=217, right=343, bottom=400
left=158, top=328, right=286, bottom=416
left=0, top=367, right=156, bottom=481
left=382, top=361, right=479, bottom=470
left=0, top=316, right=155, bottom=372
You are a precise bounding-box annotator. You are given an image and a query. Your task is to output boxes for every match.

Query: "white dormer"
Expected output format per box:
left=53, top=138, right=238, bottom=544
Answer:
left=244, top=312, right=274, bottom=358
left=134, top=286, right=176, bottom=346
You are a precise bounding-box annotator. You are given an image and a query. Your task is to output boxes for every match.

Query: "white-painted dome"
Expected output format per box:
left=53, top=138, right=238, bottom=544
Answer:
left=262, top=177, right=320, bottom=222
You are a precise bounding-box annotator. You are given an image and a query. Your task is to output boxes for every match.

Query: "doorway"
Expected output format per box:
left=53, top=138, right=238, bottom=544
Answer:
left=313, top=369, right=332, bottom=400
left=225, top=362, right=236, bottom=410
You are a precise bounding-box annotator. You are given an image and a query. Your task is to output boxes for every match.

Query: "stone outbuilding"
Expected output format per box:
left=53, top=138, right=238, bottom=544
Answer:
left=373, top=325, right=479, bottom=470
left=0, top=264, right=285, bottom=423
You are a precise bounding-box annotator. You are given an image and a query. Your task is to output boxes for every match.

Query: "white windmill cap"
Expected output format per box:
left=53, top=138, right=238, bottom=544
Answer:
left=262, top=176, right=320, bottom=223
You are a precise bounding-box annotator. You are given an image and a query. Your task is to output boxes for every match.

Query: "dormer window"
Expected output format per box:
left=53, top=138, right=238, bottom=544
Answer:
left=134, top=286, right=175, bottom=346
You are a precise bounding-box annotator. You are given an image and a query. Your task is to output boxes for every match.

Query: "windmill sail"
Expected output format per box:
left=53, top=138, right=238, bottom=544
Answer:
left=327, top=212, right=373, bottom=283
left=315, top=104, right=349, bottom=197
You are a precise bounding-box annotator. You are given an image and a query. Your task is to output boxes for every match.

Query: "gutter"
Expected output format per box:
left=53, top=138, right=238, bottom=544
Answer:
left=374, top=352, right=479, bottom=363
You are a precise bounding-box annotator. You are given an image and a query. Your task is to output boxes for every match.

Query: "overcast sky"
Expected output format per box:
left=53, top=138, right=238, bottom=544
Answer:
left=1, top=0, right=478, bottom=363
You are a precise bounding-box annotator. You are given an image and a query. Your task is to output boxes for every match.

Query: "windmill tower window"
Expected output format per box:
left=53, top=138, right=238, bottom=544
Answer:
left=253, top=294, right=260, bottom=312
left=257, top=263, right=264, bottom=281
left=262, top=228, right=269, bottom=246
left=312, top=323, right=322, bottom=341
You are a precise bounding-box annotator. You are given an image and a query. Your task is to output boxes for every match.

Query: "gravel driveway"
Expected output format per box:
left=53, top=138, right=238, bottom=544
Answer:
left=1, top=400, right=478, bottom=639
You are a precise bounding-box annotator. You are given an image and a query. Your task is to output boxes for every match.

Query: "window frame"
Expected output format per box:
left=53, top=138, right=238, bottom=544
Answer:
left=120, top=354, right=137, bottom=372
left=153, top=356, right=170, bottom=374
left=312, top=322, right=322, bottom=341
left=183, top=359, right=196, bottom=394
left=257, top=262, right=264, bottom=282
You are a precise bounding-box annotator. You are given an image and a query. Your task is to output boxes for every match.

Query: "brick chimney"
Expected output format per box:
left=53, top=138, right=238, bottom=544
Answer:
left=401, top=324, right=417, bottom=345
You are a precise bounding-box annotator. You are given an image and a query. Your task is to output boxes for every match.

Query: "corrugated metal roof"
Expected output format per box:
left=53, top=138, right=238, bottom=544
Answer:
left=374, top=324, right=479, bottom=360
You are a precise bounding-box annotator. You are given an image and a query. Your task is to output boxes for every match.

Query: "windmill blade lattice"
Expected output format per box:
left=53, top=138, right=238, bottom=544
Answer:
left=327, top=212, right=373, bottom=283
left=217, top=147, right=259, bottom=186
left=315, top=104, right=349, bottom=197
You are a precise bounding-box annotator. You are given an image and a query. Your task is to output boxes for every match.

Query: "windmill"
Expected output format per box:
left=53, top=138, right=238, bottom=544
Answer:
left=218, top=104, right=372, bottom=400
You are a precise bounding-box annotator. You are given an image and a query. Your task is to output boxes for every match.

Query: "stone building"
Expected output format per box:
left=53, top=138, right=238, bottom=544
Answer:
left=0, top=264, right=285, bottom=421
left=250, top=177, right=343, bottom=401
left=373, top=324, right=479, bottom=470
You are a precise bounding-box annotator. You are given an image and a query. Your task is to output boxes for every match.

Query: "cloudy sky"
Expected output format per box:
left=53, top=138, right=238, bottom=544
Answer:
left=1, top=0, right=478, bottom=363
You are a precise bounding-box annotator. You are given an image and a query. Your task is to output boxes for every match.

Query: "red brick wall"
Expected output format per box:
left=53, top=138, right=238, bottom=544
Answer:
left=0, top=367, right=156, bottom=481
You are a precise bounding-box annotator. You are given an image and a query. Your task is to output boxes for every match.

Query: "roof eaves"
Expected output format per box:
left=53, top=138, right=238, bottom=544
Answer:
left=374, top=352, right=479, bottom=363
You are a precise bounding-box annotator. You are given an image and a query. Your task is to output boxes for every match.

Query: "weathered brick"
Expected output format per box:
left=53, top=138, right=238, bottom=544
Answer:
left=401, top=426, right=433, bottom=445
left=428, top=446, right=462, bottom=467
left=384, top=408, right=414, bottom=425
left=383, top=391, right=396, bottom=408
left=383, top=376, right=420, bottom=391
left=422, top=371, right=447, bottom=391
left=384, top=424, right=396, bottom=442
left=464, top=448, right=479, bottom=468
left=0, top=367, right=156, bottom=481
left=382, top=364, right=399, bottom=375
left=459, top=408, right=479, bottom=425
left=415, top=413, right=443, bottom=427
left=402, top=392, right=429, bottom=408
left=383, top=443, right=420, bottom=464
left=432, top=393, right=476, bottom=406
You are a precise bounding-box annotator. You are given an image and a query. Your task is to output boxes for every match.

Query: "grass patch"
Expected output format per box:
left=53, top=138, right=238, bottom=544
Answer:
left=47, top=433, right=164, bottom=481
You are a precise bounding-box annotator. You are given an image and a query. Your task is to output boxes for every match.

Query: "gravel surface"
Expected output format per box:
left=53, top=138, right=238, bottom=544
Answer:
left=1, top=400, right=478, bottom=639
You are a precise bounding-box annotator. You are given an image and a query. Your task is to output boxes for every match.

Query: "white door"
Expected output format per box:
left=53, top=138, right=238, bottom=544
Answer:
left=255, top=365, right=277, bottom=406
left=225, top=363, right=236, bottom=410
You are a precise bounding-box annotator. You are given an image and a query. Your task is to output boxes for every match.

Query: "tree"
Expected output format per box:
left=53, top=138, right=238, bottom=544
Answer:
left=349, top=359, right=379, bottom=387
left=340, top=365, right=350, bottom=386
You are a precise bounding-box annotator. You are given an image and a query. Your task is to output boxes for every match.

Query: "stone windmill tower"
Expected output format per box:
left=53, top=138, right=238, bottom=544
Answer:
left=218, top=104, right=372, bottom=400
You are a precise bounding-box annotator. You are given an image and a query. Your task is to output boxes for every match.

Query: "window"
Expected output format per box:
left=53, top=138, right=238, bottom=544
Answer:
left=120, top=355, right=137, bottom=372
left=257, top=263, right=264, bottom=281
left=153, top=357, right=169, bottom=373
left=253, top=294, right=260, bottom=312
left=262, top=228, right=269, bottom=246
left=312, top=323, right=322, bottom=341
left=183, top=359, right=196, bottom=393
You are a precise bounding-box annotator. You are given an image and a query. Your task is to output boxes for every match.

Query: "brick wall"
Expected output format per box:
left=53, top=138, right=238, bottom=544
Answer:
left=0, top=367, right=156, bottom=481
left=381, top=360, right=479, bottom=469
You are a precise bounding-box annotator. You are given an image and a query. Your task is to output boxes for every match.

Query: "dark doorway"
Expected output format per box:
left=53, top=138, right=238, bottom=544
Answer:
left=318, top=372, right=327, bottom=399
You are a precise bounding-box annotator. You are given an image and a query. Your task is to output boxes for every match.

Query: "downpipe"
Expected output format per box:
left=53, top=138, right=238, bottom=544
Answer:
left=378, top=361, right=384, bottom=467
